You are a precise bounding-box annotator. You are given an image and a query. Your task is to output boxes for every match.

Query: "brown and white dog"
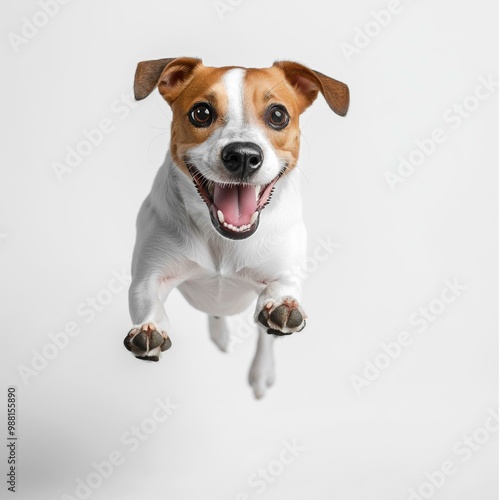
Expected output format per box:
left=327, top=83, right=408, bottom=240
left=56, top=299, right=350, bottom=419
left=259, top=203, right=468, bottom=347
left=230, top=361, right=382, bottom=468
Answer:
left=124, top=58, right=349, bottom=398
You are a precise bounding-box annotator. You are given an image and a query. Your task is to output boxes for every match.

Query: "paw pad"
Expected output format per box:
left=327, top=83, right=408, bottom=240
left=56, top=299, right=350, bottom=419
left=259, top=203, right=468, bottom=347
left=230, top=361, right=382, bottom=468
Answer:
left=257, top=299, right=306, bottom=336
left=123, top=323, right=171, bottom=361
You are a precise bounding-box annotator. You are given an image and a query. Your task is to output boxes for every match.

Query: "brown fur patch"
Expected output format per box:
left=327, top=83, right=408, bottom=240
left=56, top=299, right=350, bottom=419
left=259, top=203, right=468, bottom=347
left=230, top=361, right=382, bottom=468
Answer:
left=165, top=66, right=237, bottom=175
left=243, top=67, right=303, bottom=174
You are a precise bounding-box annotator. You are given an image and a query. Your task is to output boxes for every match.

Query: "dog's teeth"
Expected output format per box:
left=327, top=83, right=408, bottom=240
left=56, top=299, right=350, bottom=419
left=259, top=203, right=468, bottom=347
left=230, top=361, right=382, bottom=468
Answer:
left=217, top=210, right=225, bottom=224
left=250, top=211, right=258, bottom=225
left=221, top=220, right=253, bottom=232
left=255, top=186, right=260, bottom=200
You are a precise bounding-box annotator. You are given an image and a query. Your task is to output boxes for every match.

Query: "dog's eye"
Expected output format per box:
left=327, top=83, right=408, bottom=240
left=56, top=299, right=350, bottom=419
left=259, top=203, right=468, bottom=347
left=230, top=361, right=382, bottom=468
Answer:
left=189, top=103, right=214, bottom=127
left=265, top=105, right=289, bottom=130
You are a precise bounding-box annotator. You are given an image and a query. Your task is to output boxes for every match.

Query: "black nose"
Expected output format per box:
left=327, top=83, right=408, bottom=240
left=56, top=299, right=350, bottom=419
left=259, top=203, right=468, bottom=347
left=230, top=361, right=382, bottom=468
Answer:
left=221, top=142, right=263, bottom=179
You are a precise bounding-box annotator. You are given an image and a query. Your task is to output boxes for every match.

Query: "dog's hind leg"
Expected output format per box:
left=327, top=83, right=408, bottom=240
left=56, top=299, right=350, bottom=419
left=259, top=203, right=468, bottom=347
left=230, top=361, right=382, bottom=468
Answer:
left=208, top=315, right=231, bottom=352
left=248, top=327, right=275, bottom=399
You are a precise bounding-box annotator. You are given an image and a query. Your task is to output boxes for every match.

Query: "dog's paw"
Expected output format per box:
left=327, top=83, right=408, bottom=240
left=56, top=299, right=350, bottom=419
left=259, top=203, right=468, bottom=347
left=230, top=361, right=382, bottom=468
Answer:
left=123, top=323, right=171, bottom=362
left=257, top=298, right=306, bottom=336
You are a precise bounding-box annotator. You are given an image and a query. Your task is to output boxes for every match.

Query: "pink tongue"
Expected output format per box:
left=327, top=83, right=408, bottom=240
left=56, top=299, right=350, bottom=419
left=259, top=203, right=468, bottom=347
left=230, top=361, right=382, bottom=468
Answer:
left=214, top=184, right=257, bottom=226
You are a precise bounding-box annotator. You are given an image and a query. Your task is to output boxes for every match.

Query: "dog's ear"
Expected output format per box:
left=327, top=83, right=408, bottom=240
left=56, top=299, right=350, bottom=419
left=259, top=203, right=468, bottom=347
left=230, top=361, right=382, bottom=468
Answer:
left=273, top=61, right=349, bottom=116
left=134, top=57, right=202, bottom=103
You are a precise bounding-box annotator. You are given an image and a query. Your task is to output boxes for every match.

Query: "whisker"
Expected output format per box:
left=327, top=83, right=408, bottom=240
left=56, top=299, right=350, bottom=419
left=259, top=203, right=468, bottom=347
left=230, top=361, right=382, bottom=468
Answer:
left=144, top=123, right=169, bottom=131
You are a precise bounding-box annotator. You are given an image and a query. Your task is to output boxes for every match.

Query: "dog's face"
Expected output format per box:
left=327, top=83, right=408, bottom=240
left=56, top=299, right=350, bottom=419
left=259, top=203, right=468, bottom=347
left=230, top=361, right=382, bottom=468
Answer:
left=134, top=58, right=349, bottom=240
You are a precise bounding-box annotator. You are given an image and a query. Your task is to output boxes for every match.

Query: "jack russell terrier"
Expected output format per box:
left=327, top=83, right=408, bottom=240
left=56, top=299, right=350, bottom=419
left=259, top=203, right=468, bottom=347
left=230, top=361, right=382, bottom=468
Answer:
left=124, top=57, right=349, bottom=398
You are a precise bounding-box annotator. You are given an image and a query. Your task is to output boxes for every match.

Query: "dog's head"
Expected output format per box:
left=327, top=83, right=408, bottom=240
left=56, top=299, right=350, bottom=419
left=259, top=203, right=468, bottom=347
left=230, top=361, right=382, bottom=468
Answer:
left=134, top=57, right=349, bottom=240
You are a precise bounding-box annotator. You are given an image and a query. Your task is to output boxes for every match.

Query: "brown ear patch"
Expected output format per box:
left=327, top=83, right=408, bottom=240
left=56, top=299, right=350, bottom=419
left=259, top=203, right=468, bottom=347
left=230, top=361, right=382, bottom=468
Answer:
left=133, top=57, right=202, bottom=102
left=273, top=61, right=350, bottom=116
left=157, top=57, right=203, bottom=105
left=312, top=69, right=350, bottom=116
left=134, top=58, right=177, bottom=101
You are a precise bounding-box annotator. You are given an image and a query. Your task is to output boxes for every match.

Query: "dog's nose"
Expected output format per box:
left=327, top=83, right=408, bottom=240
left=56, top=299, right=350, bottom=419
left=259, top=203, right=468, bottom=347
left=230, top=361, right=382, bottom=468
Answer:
left=221, top=142, right=263, bottom=179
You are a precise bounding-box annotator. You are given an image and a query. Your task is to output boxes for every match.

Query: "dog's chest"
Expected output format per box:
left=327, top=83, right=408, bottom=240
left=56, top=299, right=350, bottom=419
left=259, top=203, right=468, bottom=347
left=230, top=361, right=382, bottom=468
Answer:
left=177, top=243, right=267, bottom=315
left=178, top=269, right=261, bottom=315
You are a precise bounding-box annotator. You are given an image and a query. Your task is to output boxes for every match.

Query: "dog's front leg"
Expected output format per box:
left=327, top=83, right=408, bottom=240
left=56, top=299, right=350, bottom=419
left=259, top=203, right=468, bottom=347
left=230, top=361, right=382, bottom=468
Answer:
left=124, top=274, right=177, bottom=362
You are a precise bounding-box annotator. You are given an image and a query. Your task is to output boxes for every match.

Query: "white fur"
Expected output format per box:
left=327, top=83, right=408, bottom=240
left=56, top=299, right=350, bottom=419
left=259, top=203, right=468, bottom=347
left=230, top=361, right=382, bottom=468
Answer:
left=128, top=70, right=307, bottom=398
left=224, top=68, right=245, bottom=124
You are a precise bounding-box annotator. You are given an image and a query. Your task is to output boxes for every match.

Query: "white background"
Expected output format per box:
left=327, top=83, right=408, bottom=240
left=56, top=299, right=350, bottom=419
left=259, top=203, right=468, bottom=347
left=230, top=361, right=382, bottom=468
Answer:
left=1, top=0, right=497, bottom=499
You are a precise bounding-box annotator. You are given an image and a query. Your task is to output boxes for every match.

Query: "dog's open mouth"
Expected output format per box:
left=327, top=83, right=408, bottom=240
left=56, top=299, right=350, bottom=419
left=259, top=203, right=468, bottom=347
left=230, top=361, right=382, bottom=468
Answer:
left=186, top=164, right=285, bottom=240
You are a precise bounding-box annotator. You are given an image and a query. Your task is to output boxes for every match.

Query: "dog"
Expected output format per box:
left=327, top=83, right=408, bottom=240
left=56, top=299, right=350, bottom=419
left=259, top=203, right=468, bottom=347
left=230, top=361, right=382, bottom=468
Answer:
left=124, top=57, right=349, bottom=398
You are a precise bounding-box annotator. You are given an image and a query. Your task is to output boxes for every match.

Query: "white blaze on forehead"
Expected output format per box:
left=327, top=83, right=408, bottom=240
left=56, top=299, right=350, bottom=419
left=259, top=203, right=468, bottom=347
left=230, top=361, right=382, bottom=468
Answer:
left=222, top=68, right=246, bottom=125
